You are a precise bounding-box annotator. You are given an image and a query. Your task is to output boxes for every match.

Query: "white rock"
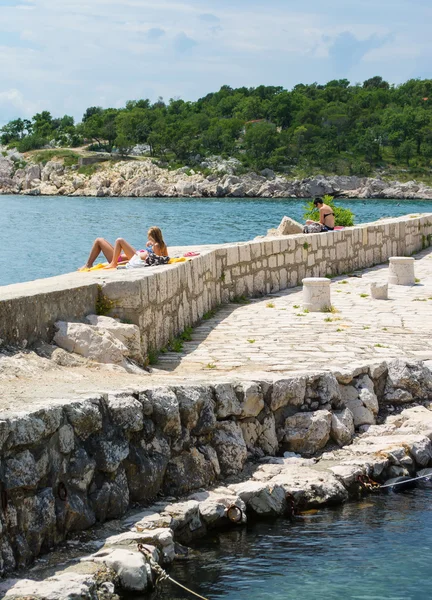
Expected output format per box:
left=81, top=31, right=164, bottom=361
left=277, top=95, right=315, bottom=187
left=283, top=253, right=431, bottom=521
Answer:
left=275, top=215, right=304, bottom=236
left=233, top=481, right=286, bottom=515
left=89, top=548, right=148, bottom=591
left=212, top=421, right=247, bottom=475
left=331, top=408, right=355, bottom=447
left=54, top=321, right=128, bottom=364
left=86, top=315, right=143, bottom=362
left=0, top=572, right=99, bottom=599
left=284, top=410, right=332, bottom=455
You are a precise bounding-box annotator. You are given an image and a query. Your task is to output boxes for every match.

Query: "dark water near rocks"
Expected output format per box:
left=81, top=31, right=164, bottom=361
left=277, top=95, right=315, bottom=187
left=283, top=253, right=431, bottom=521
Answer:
left=1, top=195, right=432, bottom=287
left=137, top=489, right=432, bottom=600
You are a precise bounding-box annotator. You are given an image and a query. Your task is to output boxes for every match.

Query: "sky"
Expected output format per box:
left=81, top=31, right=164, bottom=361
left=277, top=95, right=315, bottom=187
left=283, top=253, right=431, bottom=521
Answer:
left=0, top=0, right=431, bottom=123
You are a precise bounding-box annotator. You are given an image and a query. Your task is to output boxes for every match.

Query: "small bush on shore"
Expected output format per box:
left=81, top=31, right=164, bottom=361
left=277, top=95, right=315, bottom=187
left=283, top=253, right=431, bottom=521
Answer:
left=303, top=195, right=355, bottom=227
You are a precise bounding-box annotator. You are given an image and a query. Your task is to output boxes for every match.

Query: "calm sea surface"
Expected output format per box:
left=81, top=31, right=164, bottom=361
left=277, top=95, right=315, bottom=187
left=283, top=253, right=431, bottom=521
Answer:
left=1, top=195, right=432, bottom=286
left=137, top=489, right=432, bottom=600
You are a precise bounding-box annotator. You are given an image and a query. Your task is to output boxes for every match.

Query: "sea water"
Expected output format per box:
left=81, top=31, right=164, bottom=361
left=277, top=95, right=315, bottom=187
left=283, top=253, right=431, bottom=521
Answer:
left=1, top=195, right=432, bottom=286
left=141, top=489, right=432, bottom=600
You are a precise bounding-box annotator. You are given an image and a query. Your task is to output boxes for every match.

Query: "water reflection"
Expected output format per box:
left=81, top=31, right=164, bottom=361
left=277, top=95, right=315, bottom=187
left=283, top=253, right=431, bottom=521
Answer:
left=132, top=490, right=432, bottom=600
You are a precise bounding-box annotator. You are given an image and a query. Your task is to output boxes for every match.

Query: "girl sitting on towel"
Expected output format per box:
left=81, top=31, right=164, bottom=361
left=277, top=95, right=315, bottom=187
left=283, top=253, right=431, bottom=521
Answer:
left=80, top=226, right=169, bottom=270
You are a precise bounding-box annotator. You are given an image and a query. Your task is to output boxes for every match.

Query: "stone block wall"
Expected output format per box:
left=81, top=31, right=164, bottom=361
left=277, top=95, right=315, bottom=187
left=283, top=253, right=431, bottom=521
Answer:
left=0, top=358, right=431, bottom=574
left=0, top=214, right=431, bottom=351
left=102, top=214, right=432, bottom=358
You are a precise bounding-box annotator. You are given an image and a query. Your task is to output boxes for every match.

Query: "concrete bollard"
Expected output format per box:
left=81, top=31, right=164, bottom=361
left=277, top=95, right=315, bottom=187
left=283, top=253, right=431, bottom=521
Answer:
left=302, top=277, right=331, bottom=312
left=370, top=282, right=388, bottom=300
left=388, top=257, right=415, bottom=286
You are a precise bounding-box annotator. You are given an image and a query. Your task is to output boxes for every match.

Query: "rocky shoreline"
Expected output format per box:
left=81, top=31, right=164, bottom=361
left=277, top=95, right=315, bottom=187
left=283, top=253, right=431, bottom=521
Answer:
left=1, top=152, right=432, bottom=199
left=1, top=359, right=432, bottom=599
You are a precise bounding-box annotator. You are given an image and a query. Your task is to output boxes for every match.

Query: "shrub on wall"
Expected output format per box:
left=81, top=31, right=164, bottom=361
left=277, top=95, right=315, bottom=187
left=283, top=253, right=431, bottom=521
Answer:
left=303, top=195, right=355, bottom=227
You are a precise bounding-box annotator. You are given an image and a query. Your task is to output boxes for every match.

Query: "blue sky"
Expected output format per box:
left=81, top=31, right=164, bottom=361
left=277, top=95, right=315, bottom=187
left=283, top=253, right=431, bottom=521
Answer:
left=0, top=0, right=431, bottom=123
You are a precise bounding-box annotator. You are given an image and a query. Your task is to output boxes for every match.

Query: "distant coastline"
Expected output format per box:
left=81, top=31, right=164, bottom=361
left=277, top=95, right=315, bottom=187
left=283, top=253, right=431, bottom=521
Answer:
left=1, top=152, right=432, bottom=200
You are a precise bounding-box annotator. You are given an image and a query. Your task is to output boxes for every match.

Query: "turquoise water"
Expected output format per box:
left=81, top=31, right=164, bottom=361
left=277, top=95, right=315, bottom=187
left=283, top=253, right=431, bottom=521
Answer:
left=1, top=195, right=432, bottom=287
left=149, top=489, right=432, bottom=600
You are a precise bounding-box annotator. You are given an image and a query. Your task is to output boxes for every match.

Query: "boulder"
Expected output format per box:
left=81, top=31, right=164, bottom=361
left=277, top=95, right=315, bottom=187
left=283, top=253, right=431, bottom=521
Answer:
left=384, top=359, right=432, bottom=403
left=162, top=448, right=218, bottom=495
left=273, top=216, right=304, bottom=236
left=141, top=388, right=181, bottom=437
left=175, top=385, right=216, bottom=435
left=341, top=375, right=378, bottom=427
left=89, top=548, right=148, bottom=591
left=106, top=393, right=144, bottom=432
left=236, top=382, right=264, bottom=418
left=331, top=408, right=355, bottom=446
left=175, top=180, right=196, bottom=196
left=85, top=315, right=143, bottom=362
left=284, top=410, right=332, bottom=455
left=233, top=481, right=286, bottom=515
left=54, top=321, right=129, bottom=364
left=213, top=383, right=242, bottom=419
left=0, top=571, right=104, bottom=599
left=270, top=376, right=306, bottom=411
left=212, top=421, right=247, bottom=476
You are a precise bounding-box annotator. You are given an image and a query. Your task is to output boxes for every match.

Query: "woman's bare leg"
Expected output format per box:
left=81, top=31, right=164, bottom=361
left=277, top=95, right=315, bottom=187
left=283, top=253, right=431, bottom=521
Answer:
left=81, top=238, right=114, bottom=269
left=105, top=238, right=137, bottom=269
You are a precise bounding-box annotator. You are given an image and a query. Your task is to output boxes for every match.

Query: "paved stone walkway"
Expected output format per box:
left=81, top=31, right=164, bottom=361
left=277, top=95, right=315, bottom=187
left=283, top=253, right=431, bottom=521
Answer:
left=153, top=248, right=432, bottom=378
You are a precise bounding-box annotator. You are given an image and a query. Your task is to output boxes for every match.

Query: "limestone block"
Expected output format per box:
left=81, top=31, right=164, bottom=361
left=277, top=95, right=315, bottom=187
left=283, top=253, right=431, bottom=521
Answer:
left=370, top=282, right=388, bottom=299
left=384, top=359, right=432, bottom=403
left=275, top=216, right=303, bottom=236
left=214, top=383, right=242, bottom=419
left=125, top=437, right=170, bottom=502
left=6, top=415, right=46, bottom=449
left=0, top=572, right=102, bottom=600
left=240, top=419, right=261, bottom=450
left=54, top=321, right=128, bottom=364
left=143, top=388, right=181, bottom=437
left=258, top=414, right=279, bottom=455
left=388, top=256, right=415, bottom=285
left=302, top=277, right=331, bottom=312
left=175, top=385, right=216, bottom=435
left=212, top=421, right=247, bottom=476
left=163, top=448, right=217, bottom=495
left=340, top=375, right=378, bottom=427
left=284, top=410, right=332, bottom=455
left=106, top=393, right=144, bottom=432
left=331, top=408, right=355, bottom=447
left=270, top=377, right=306, bottom=411
left=64, top=400, right=103, bottom=440
left=306, top=372, right=341, bottom=407
left=86, top=315, right=142, bottom=362
left=93, top=439, right=130, bottom=473
left=90, top=548, right=148, bottom=591
left=236, top=382, right=264, bottom=418
left=4, top=450, right=38, bottom=490
left=234, top=481, right=286, bottom=515
left=58, top=424, right=75, bottom=454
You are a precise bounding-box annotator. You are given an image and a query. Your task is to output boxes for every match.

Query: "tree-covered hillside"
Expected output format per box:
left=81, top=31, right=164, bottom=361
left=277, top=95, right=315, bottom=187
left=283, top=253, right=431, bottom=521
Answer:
left=2, top=76, right=432, bottom=180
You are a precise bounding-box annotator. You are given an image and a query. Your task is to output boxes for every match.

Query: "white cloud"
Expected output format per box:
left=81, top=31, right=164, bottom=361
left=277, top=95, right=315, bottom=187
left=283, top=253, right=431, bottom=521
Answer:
left=0, top=88, right=36, bottom=120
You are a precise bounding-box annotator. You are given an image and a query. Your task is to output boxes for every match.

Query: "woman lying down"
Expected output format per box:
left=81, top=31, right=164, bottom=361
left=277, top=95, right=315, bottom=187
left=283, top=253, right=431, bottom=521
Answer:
left=79, top=226, right=170, bottom=270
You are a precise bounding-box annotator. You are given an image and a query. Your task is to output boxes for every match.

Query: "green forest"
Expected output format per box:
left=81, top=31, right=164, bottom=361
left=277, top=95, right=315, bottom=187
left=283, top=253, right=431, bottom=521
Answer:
left=2, top=76, right=432, bottom=180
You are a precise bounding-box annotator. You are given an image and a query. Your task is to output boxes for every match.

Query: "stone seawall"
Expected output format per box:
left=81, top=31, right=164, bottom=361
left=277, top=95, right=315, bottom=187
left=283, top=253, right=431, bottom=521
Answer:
left=1, top=214, right=431, bottom=358
left=0, top=358, right=431, bottom=576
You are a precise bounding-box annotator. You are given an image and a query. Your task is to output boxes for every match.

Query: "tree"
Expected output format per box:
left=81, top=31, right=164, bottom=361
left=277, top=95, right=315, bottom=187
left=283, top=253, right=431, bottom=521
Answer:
left=32, top=111, right=53, bottom=138
left=243, top=122, right=278, bottom=167
left=114, top=133, right=134, bottom=157
left=0, top=118, right=32, bottom=143
left=82, top=106, right=103, bottom=122
left=363, top=76, right=390, bottom=90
